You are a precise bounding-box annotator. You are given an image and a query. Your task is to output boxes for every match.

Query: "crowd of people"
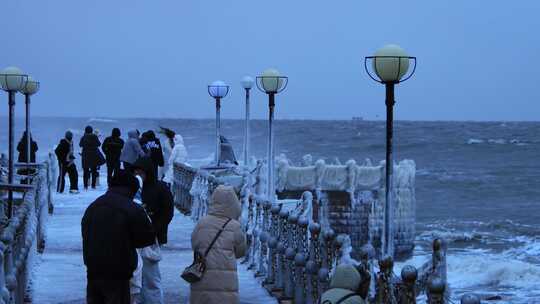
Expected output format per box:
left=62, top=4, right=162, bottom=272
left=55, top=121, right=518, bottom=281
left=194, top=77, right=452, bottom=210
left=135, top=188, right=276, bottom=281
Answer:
left=8, top=125, right=370, bottom=304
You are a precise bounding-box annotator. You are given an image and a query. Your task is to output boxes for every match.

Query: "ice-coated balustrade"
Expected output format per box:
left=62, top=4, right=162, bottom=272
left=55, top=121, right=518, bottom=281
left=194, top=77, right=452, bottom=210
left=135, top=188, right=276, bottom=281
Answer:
left=0, top=159, right=54, bottom=304
left=172, top=155, right=460, bottom=303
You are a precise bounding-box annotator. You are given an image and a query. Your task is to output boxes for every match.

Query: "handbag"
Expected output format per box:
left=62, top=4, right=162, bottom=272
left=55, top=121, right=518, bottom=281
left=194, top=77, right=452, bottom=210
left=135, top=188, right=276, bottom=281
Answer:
left=181, top=218, right=231, bottom=283
left=141, top=238, right=162, bottom=262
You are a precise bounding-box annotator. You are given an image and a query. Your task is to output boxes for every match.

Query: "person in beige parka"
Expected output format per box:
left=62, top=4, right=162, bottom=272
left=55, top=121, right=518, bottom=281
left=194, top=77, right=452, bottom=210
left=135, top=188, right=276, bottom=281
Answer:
left=190, top=185, right=247, bottom=304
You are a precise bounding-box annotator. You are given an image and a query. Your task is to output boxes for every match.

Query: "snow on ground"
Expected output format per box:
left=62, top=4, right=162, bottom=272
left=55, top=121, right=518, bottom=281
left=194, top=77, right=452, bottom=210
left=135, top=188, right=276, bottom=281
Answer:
left=32, top=179, right=277, bottom=304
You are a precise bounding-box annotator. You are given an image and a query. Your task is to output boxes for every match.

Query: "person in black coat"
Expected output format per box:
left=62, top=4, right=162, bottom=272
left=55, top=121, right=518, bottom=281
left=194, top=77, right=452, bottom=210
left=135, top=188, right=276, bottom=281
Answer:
left=141, top=131, right=165, bottom=180
left=82, top=169, right=155, bottom=304
left=80, top=125, right=105, bottom=190
left=16, top=131, right=39, bottom=181
left=132, top=156, right=173, bottom=245
left=102, top=128, right=125, bottom=186
left=55, top=131, right=79, bottom=193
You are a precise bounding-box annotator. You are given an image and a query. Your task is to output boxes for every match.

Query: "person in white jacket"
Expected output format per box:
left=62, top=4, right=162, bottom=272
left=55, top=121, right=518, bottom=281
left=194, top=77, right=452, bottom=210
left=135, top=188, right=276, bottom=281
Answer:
left=163, top=134, right=188, bottom=184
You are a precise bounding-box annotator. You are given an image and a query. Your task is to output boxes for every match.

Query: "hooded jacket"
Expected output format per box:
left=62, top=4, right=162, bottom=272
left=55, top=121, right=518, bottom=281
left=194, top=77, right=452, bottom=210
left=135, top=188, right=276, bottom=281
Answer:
left=102, top=128, right=124, bottom=163
left=163, top=134, right=188, bottom=184
left=320, top=264, right=365, bottom=304
left=120, top=130, right=146, bottom=165
left=142, top=131, right=165, bottom=168
left=190, top=185, right=247, bottom=304
left=79, top=126, right=105, bottom=169
left=133, top=157, right=174, bottom=244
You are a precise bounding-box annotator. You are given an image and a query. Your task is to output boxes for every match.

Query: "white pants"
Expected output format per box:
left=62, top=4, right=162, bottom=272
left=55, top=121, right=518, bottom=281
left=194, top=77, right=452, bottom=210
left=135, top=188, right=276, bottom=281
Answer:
left=141, top=257, right=163, bottom=304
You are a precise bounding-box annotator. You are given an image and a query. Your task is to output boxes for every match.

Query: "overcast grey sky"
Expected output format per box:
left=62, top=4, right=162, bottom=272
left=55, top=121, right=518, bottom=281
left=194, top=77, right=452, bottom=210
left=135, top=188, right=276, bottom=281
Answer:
left=1, top=0, right=539, bottom=121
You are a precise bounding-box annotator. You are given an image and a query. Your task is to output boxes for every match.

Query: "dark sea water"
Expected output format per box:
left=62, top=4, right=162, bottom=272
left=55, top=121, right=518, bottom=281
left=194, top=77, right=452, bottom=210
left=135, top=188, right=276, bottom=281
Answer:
left=1, top=117, right=539, bottom=302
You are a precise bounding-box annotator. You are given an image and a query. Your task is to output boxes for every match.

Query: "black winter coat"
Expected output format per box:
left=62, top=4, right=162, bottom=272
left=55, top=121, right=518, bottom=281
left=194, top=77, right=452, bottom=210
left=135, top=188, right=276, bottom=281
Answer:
left=17, top=137, right=38, bottom=163
left=55, top=139, right=75, bottom=166
left=80, top=133, right=105, bottom=169
left=143, top=138, right=165, bottom=168
left=133, top=157, right=174, bottom=244
left=102, top=136, right=124, bottom=163
left=82, top=187, right=155, bottom=280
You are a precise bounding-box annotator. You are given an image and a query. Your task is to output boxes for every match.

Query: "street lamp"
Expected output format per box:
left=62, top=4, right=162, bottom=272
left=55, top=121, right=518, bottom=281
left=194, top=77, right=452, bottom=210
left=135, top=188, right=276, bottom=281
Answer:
left=256, top=68, right=288, bottom=201
left=241, top=76, right=254, bottom=167
left=0, top=66, right=29, bottom=217
left=365, top=44, right=416, bottom=257
left=208, top=80, right=230, bottom=166
left=19, top=76, right=40, bottom=171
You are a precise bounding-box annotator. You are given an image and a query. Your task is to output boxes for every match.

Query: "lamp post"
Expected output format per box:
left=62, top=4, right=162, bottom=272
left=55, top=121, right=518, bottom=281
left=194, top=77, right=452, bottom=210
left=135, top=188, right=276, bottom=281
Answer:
left=19, top=76, right=40, bottom=171
left=0, top=67, right=29, bottom=218
left=256, top=68, right=288, bottom=201
left=241, top=76, right=254, bottom=167
left=208, top=80, right=230, bottom=166
left=365, top=44, right=416, bottom=257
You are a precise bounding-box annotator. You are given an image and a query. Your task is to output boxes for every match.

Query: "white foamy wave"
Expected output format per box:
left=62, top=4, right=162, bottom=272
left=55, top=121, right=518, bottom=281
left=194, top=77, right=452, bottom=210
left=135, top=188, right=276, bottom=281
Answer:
left=447, top=251, right=540, bottom=290
left=466, top=138, right=529, bottom=146
left=418, top=229, right=485, bottom=243
left=87, top=118, right=118, bottom=123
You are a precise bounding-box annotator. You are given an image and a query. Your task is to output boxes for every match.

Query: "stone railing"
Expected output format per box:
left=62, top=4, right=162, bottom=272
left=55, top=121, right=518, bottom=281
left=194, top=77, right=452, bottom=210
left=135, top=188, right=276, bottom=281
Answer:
left=0, top=161, right=53, bottom=303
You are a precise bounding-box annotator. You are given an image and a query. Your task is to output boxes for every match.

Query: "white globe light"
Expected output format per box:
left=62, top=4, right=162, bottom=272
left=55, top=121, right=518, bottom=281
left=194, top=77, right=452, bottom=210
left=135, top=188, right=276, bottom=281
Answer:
left=260, top=68, right=284, bottom=93
left=208, top=80, right=229, bottom=98
left=241, top=76, right=254, bottom=89
left=372, top=44, right=410, bottom=83
left=19, top=76, right=40, bottom=95
left=0, top=66, right=28, bottom=92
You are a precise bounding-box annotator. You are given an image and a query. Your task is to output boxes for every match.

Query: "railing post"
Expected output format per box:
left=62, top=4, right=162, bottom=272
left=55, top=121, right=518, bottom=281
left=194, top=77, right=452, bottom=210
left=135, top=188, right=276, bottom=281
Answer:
left=282, top=214, right=298, bottom=300
left=427, top=277, right=446, bottom=304
left=248, top=198, right=262, bottom=270
left=242, top=195, right=255, bottom=264
left=275, top=209, right=289, bottom=293
left=375, top=255, right=397, bottom=304
left=255, top=201, right=271, bottom=277
left=294, top=216, right=309, bottom=303
left=306, top=222, right=321, bottom=304
left=461, top=294, right=481, bottom=304
left=357, top=245, right=374, bottom=301
left=264, top=204, right=281, bottom=287
left=399, top=265, right=417, bottom=304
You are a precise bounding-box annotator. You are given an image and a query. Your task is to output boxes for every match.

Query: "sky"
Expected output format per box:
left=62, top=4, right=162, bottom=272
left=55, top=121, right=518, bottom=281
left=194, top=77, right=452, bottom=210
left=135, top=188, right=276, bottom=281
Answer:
left=0, top=0, right=539, bottom=121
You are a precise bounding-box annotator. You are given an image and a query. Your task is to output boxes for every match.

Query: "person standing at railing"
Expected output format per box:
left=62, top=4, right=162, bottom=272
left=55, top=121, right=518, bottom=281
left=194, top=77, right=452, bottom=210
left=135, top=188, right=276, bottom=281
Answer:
left=141, top=131, right=165, bottom=180
left=55, top=131, right=79, bottom=194
left=16, top=131, right=39, bottom=183
left=163, top=134, right=188, bottom=185
left=189, top=185, right=247, bottom=304
left=82, top=169, right=155, bottom=304
left=121, top=130, right=146, bottom=173
left=102, top=128, right=125, bottom=186
left=80, top=125, right=106, bottom=190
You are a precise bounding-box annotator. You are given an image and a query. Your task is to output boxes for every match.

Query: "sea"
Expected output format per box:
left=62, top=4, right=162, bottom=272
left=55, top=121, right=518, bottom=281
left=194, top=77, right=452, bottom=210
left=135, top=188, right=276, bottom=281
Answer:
left=1, top=117, right=539, bottom=303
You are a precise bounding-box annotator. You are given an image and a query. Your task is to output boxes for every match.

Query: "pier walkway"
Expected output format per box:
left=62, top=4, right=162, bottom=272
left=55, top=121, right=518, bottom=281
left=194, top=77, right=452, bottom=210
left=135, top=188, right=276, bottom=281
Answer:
left=31, top=183, right=277, bottom=304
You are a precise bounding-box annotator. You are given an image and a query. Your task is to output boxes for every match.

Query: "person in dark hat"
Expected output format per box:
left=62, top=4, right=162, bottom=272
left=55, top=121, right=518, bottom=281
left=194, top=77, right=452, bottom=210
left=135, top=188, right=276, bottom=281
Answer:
left=80, top=125, right=106, bottom=190
left=55, top=131, right=79, bottom=194
left=102, top=128, right=125, bottom=186
left=82, top=169, right=155, bottom=304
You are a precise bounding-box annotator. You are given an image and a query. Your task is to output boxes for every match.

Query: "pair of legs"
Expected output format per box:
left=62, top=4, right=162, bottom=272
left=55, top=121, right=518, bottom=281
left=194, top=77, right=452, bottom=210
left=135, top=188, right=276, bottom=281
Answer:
left=106, top=160, right=121, bottom=186
left=87, top=279, right=130, bottom=304
left=83, top=166, right=99, bottom=189
left=57, top=162, right=79, bottom=193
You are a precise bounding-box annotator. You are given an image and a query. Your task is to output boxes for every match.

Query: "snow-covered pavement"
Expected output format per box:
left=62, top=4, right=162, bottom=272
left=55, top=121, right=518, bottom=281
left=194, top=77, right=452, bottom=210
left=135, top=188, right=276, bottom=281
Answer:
left=32, top=182, right=277, bottom=304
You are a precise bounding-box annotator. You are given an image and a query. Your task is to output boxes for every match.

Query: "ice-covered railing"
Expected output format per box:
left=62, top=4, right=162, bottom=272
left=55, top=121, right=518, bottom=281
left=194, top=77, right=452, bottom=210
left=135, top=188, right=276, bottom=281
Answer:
left=276, top=158, right=416, bottom=258
left=0, top=160, right=53, bottom=303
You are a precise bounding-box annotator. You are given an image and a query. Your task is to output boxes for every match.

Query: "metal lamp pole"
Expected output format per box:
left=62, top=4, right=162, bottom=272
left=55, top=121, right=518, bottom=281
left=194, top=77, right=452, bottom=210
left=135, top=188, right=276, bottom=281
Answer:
left=256, top=69, right=288, bottom=202
left=365, top=45, right=416, bottom=257
left=241, top=76, right=254, bottom=167
left=208, top=81, right=230, bottom=167
left=0, top=67, right=28, bottom=218
left=21, top=77, right=40, bottom=171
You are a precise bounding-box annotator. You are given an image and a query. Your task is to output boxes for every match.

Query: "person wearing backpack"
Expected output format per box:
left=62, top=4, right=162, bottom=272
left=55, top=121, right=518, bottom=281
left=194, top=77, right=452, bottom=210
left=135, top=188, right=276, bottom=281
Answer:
left=189, top=185, right=246, bottom=304
left=320, top=264, right=366, bottom=304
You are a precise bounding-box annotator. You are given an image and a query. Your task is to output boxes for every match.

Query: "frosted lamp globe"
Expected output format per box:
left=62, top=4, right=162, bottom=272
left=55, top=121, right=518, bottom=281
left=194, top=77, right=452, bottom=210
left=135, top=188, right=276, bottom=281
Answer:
left=372, top=44, right=410, bottom=83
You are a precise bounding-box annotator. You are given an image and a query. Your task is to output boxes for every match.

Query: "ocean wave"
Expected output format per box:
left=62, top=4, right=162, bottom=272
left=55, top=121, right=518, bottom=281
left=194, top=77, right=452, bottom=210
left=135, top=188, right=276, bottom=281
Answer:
left=447, top=252, right=540, bottom=290
left=87, top=118, right=118, bottom=123
left=466, top=138, right=530, bottom=146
